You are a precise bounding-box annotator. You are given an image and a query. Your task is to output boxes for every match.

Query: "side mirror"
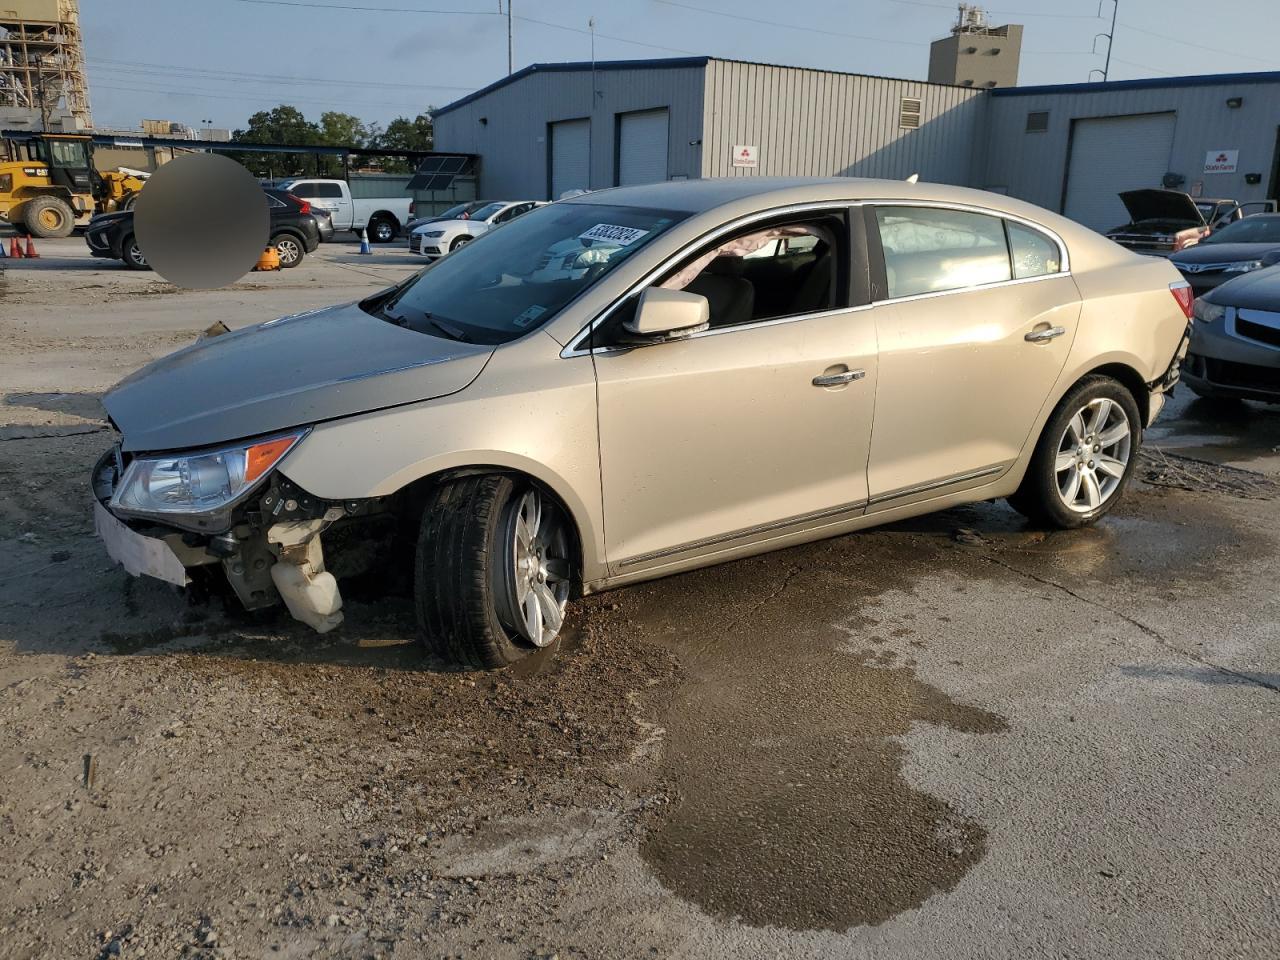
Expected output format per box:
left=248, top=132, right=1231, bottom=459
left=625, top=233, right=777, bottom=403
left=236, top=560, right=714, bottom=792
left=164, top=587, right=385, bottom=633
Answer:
left=622, top=287, right=710, bottom=341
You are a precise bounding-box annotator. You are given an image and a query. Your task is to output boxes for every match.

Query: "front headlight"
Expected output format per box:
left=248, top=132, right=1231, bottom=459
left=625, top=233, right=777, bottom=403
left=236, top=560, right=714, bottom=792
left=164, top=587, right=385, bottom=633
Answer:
left=110, top=430, right=306, bottom=523
left=1192, top=298, right=1226, bottom=324
left=1224, top=260, right=1264, bottom=273
left=422, top=230, right=445, bottom=239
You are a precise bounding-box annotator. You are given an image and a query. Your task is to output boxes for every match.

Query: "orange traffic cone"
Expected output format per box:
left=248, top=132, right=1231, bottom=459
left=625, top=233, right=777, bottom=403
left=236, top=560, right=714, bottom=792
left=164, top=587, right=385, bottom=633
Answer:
left=8, top=236, right=23, bottom=258
left=23, top=235, right=38, bottom=258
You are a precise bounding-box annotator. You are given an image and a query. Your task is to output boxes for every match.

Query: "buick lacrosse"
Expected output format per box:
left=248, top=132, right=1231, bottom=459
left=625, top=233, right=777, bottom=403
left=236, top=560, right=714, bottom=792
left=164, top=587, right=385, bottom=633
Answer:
left=93, top=178, right=1192, bottom=668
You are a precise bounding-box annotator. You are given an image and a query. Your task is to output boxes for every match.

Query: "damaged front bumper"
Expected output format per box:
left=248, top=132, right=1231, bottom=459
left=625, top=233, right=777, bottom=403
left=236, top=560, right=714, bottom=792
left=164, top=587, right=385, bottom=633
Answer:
left=92, top=444, right=385, bottom=633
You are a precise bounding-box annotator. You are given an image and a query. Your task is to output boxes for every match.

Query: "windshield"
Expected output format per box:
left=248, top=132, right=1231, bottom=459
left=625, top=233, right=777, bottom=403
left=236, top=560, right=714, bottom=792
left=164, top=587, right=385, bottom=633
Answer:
left=469, top=202, right=508, bottom=222
left=438, top=202, right=471, bottom=219
left=1204, top=217, right=1280, bottom=244
left=372, top=202, right=686, bottom=345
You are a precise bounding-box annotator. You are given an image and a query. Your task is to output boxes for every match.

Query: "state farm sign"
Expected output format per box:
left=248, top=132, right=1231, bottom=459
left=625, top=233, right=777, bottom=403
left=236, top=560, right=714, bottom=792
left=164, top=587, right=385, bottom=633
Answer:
left=732, top=144, right=758, bottom=168
left=1204, top=150, right=1239, bottom=174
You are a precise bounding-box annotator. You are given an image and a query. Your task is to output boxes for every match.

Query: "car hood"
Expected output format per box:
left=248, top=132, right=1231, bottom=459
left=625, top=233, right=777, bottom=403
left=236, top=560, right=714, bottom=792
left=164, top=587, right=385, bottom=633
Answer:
left=1172, top=242, right=1280, bottom=265
left=1118, top=189, right=1206, bottom=227
left=1205, top=263, right=1280, bottom=310
left=413, top=217, right=486, bottom=235
left=88, top=211, right=133, bottom=230
left=104, top=302, right=492, bottom=453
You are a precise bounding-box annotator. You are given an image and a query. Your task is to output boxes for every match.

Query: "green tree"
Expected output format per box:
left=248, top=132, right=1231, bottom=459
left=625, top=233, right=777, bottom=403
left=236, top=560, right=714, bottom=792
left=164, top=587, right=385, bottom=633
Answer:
left=232, top=105, right=321, bottom=146
left=319, top=111, right=372, bottom=149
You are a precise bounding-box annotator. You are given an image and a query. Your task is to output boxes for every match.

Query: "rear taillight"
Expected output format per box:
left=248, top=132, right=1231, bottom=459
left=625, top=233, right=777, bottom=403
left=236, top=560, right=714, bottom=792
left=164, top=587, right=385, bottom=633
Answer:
left=286, top=193, right=311, bottom=215
left=1170, top=281, right=1194, bottom=319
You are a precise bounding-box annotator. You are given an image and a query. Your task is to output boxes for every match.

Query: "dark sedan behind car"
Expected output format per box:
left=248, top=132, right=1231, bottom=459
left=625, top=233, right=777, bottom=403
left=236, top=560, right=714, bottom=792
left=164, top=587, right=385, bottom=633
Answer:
left=1183, top=264, right=1280, bottom=402
left=1170, top=214, right=1280, bottom=297
left=85, top=188, right=321, bottom=270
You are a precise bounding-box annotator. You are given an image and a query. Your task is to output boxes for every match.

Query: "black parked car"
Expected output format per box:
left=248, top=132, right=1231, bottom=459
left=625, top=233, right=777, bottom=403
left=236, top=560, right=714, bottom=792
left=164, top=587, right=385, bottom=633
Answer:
left=1170, top=213, right=1280, bottom=297
left=85, top=188, right=321, bottom=270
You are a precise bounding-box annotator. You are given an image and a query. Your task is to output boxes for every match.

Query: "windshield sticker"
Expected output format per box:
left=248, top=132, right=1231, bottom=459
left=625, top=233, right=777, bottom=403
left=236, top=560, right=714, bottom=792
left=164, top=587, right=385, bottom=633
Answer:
left=579, top=223, right=650, bottom=246
left=513, top=304, right=548, bottom=328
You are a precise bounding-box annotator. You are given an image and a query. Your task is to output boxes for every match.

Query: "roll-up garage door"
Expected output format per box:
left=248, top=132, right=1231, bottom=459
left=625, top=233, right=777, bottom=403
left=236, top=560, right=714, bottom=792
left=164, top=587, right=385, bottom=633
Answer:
left=550, top=118, right=590, bottom=200
left=1063, top=112, right=1177, bottom=231
left=617, top=108, right=669, bottom=186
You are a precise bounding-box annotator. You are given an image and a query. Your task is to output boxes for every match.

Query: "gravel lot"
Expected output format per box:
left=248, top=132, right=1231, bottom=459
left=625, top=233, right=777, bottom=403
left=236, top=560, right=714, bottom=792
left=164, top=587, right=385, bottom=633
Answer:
left=2, top=237, right=1278, bottom=959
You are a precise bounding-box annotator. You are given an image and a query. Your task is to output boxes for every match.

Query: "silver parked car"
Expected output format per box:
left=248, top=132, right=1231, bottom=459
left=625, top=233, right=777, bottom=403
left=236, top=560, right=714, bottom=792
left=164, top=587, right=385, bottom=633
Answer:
left=1183, top=264, right=1280, bottom=401
left=92, top=178, right=1191, bottom=668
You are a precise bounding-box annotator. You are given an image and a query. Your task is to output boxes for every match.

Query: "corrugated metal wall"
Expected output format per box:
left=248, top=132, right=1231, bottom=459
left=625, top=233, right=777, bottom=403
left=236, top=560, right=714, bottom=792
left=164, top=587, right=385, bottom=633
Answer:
left=982, top=80, right=1280, bottom=212
left=699, top=60, right=987, bottom=184
left=432, top=64, right=705, bottom=200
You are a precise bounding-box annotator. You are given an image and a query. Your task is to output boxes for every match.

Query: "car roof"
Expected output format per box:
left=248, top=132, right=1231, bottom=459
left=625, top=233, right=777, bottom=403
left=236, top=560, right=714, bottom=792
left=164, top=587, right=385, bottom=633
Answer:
left=566, top=177, right=1051, bottom=217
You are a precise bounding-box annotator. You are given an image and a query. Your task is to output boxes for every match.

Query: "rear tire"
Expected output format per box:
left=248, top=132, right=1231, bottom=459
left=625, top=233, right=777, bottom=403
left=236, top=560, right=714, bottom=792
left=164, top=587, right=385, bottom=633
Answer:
left=368, top=215, right=397, bottom=243
left=24, top=195, right=75, bottom=239
left=415, top=475, right=574, bottom=670
left=1008, top=375, right=1141, bottom=528
left=272, top=232, right=303, bottom=268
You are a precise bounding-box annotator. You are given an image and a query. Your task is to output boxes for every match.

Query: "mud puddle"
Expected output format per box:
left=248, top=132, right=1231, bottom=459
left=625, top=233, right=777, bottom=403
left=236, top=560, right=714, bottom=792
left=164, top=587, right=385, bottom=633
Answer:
left=624, top=482, right=1258, bottom=931
left=623, top=541, right=1006, bottom=931
left=1146, top=394, right=1280, bottom=472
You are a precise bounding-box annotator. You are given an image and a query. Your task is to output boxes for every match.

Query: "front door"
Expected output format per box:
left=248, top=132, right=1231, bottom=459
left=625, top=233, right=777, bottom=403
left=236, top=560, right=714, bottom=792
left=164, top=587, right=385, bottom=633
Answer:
left=865, top=205, right=1081, bottom=505
left=592, top=211, right=877, bottom=571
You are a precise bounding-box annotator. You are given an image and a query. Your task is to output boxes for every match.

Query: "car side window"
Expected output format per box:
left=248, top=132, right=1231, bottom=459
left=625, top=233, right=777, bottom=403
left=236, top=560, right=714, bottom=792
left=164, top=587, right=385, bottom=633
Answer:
left=495, top=203, right=532, bottom=224
left=316, top=182, right=344, bottom=198
left=289, top=183, right=317, bottom=198
left=875, top=206, right=1011, bottom=298
left=266, top=193, right=288, bottom=209
left=1007, top=221, right=1062, bottom=279
left=655, top=217, right=846, bottom=329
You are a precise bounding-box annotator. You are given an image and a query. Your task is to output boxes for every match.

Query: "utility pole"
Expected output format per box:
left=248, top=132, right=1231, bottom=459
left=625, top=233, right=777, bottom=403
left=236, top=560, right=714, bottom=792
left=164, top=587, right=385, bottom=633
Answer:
left=506, top=0, right=513, bottom=75
left=1090, top=0, right=1118, bottom=82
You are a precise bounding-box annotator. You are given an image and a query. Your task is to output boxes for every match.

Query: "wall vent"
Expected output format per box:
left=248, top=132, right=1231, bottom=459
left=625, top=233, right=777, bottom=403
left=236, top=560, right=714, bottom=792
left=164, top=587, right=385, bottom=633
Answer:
left=899, top=97, right=922, bottom=130
left=1026, top=110, right=1049, bottom=133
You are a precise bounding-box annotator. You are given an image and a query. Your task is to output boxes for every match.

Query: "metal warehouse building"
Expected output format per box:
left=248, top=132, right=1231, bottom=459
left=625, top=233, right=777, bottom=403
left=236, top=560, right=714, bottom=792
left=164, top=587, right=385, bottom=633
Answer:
left=432, top=56, right=1280, bottom=233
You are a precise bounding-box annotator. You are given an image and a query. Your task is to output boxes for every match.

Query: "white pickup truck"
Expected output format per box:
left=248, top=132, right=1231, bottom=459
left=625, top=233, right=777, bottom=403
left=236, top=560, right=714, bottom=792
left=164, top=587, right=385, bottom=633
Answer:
left=275, top=177, right=413, bottom=243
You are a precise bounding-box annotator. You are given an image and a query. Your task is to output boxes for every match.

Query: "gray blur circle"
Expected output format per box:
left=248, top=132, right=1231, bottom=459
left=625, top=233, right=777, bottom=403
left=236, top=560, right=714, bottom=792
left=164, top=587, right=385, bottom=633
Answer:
left=134, top=153, right=268, bottom=289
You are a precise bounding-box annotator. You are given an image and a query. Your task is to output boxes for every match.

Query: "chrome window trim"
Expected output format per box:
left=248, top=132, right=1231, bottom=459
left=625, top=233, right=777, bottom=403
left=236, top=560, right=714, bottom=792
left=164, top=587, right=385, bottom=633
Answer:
left=561, top=197, right=1072, bottom=359
left=561, top=200, right=860, bottom=358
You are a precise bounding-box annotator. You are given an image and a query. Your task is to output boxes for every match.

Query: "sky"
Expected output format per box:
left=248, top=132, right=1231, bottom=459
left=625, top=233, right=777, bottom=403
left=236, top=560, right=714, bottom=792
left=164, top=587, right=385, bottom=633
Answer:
left=80, top=0, right=1280, bottom=133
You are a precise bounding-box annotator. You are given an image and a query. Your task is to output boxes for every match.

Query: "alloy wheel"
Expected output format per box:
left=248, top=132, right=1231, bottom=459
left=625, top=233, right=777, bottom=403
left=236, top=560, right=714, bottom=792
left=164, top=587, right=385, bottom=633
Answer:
left=275, top=238, right=301, bottom=266
left=495, top=488, right=571, bottom=647
left=127, top=243, right=147, bottom=268
left=1055, top=397, right=1131, bottom=513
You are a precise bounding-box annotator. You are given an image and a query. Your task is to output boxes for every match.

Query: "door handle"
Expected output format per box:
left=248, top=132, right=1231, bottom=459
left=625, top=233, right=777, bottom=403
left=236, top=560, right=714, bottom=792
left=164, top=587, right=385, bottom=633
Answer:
left=812, top=369, right=866, bottom=387
left=1025, top=325, right=1066, bottom=343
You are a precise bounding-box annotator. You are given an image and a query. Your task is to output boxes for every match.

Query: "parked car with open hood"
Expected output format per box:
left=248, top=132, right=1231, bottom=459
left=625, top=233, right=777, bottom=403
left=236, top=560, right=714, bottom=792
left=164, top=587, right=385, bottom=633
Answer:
left=409, top=200, right=544, bottom=259
left=1170, top=212, right=1280, bottom=296
left=1182, top=263, right=1280, bottom=401
left=92, top=178, right=1191, bottom=669
left=1106, top=189, right=1246, bottom=256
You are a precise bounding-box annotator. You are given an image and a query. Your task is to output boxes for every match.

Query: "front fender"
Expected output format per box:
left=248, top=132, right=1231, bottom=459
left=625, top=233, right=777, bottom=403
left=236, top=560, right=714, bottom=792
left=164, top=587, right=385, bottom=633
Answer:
left=277, top=334, right=607, bottom=579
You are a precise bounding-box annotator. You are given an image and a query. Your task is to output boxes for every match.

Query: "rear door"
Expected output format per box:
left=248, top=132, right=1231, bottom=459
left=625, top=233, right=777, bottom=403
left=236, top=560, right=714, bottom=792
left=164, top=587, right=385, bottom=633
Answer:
left=864, top=204, right=1081, bottom=508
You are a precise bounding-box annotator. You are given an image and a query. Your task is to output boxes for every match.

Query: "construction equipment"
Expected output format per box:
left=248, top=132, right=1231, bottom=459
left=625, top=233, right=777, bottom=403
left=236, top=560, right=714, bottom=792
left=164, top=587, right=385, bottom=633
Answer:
left=0, top=132, right=147, bottom=237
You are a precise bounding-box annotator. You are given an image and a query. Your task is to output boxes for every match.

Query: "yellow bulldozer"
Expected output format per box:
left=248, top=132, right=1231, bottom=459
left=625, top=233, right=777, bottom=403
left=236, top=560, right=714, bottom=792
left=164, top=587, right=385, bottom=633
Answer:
left=0, top=133, right=147, bottom=238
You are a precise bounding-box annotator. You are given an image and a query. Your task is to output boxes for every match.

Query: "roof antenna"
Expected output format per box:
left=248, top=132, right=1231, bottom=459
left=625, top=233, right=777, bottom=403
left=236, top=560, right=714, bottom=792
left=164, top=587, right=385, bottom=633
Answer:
left=905, top=173, right=920, bottom=184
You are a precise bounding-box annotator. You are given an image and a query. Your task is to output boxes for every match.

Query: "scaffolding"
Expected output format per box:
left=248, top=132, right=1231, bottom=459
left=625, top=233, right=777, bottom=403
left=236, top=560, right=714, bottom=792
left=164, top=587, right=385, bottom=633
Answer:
left=0, top=0, right=92, bottom=130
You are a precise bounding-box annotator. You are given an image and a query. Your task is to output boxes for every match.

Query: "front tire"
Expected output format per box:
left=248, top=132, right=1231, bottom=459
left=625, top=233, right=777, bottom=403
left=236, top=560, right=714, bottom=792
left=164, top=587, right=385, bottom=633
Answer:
left=1008, top=375, right=1140, bottom=528
left=24, top=195, right=75, bottom=238
left=121, top=233, right=150, bottom=270
left=450, top=234, right=473, bottom=253
left=415, top=475, right=574, bottom=669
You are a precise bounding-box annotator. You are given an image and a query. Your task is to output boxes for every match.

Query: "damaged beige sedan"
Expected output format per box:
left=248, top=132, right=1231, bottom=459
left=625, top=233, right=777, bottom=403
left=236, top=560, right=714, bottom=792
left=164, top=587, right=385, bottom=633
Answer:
left=93, top=178, right=1193, bottom=668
